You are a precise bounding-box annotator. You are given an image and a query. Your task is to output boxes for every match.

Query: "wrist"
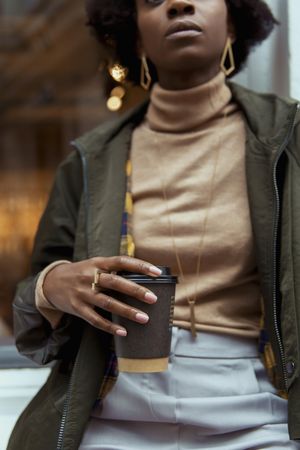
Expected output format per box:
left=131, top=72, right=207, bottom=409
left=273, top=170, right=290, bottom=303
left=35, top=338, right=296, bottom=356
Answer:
left=36, top=260, right=71, bottom=310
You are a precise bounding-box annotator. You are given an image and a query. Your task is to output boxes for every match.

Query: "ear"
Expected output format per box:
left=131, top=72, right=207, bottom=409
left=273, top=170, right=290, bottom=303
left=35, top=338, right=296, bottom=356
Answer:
left=227, top=15, right=236, bottom=43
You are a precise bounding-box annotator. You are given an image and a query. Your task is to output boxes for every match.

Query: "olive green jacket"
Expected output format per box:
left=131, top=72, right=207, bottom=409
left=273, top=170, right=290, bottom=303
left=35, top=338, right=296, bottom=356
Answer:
left=8, top=83, right=300, bottom=450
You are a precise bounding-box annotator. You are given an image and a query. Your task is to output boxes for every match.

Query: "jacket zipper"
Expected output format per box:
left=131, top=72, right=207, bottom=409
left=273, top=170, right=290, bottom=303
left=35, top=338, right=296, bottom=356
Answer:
left=56, top=379, right=73, bottom=450
left=272, top=103, right=299, bottom=390
left=56, top=143, right=89, bottom=450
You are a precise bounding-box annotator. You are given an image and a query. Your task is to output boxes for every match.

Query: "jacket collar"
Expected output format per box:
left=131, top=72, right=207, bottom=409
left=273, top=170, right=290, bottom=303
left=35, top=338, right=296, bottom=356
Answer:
left=229, top=82, right=299, bottom=154
left=74, top=82, right=299, bottom=158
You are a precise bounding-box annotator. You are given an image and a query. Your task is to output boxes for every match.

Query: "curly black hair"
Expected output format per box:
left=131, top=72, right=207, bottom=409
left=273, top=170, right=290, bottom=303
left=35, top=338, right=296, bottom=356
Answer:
left=85, top=0, right=278, bottom=84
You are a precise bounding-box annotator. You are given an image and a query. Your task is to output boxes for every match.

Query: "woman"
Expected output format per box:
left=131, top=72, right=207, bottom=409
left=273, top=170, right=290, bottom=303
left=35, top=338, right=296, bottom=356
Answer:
left=8, top=0, right=300, bottom=449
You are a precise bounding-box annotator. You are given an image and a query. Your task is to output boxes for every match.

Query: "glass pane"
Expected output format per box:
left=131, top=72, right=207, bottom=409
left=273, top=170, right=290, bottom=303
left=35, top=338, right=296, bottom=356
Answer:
left=0, top=0, right=136, bottom=337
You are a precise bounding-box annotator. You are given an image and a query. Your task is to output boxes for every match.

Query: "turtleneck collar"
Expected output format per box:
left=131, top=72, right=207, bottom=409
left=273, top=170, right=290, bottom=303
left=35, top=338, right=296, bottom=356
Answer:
left=146, top=71, right=232, bottom=133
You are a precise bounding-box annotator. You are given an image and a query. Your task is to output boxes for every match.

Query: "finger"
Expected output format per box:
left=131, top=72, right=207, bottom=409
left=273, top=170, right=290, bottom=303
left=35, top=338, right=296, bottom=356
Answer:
left=85, top=292, right=149, bottom=324
left=92, top=272, right=158, bottom=304
left=92, top=256, right=162, bottom=277
left=80, top=305, right=128, bottom=337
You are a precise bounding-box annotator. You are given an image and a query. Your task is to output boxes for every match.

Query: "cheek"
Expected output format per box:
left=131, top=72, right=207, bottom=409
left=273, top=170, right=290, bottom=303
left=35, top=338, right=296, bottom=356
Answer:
left=204, top=5, right=229, bottom=51
left=136, top=14, right=161, bottom=58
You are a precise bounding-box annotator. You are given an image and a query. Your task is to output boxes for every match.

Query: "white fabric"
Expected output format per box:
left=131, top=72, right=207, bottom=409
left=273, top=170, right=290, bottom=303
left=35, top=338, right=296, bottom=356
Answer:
left=79, top=329, right=300, bottom=450
left=234, top=0, right=300, bottom=100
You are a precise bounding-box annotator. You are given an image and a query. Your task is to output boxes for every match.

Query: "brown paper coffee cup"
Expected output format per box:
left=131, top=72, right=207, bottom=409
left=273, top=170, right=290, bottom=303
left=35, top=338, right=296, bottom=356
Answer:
left=112, top=266, right=177, bottom=373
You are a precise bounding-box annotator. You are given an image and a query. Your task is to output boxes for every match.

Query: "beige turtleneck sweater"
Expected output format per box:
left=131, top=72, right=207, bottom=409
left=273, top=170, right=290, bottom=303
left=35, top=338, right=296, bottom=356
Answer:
left=36, top=72, right=261, bottom=338
left=131, top=72, right=261, bottom=338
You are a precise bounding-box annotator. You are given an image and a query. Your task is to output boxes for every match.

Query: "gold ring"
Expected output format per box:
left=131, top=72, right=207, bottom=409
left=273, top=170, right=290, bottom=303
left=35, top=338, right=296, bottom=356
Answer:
left=92, top=269, right=106, bottom=293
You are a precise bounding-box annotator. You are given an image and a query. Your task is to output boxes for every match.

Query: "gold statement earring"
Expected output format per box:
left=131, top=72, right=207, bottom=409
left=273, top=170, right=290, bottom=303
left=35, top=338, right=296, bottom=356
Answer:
left=140, top=54, right=152, bottom=91
left=106, top=62, right=128, bottom=111
left=108, top=62, right=128, bottom=84
left=220, top=37, right=235, bottom=77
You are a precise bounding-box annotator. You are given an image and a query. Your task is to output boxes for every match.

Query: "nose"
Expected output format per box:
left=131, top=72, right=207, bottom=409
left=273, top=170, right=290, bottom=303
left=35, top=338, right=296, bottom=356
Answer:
left=167, top=0, right=195, bottom=18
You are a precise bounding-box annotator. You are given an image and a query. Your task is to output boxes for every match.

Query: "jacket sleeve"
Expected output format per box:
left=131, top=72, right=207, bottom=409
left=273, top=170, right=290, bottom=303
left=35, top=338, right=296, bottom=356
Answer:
left=13, top=149, right=85, bottom=365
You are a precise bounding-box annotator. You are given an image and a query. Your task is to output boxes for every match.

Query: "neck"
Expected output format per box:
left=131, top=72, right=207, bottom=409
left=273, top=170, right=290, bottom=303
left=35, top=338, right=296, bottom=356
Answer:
left=156, top=65, right=221, bottom=91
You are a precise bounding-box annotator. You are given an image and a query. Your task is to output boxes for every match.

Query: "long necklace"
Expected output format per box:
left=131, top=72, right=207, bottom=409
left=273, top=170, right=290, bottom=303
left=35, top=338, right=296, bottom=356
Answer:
left=152, top=111, right=228, bottom=338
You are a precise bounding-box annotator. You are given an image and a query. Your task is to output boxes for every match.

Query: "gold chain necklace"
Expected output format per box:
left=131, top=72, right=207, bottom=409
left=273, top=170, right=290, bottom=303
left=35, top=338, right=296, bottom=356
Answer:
left=151, top=110, right=228, bottom=338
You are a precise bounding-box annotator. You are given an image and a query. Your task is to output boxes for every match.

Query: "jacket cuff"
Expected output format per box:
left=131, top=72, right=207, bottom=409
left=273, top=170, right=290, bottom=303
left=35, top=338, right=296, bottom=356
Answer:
left=35, top=260, right=71, bottom=329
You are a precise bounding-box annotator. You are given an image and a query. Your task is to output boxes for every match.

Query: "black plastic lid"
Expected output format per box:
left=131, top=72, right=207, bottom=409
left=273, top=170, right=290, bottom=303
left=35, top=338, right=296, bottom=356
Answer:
left=118, top=266, right=177, bottom=283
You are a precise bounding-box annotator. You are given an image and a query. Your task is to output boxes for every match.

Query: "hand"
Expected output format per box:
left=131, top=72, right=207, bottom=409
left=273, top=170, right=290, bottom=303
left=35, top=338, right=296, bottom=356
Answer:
left=43, top=256, right=162, bottom=337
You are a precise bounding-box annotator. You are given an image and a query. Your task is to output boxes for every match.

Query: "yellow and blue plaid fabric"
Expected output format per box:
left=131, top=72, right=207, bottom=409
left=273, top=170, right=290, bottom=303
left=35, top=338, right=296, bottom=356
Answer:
left=95, top=161, right=135, bottom=404
left=120, top=161, right=135, bottom=258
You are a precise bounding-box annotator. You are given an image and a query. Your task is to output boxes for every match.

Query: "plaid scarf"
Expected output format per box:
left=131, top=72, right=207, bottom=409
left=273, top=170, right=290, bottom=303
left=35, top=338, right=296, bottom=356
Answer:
left=94, top=160, right=286, bottom=406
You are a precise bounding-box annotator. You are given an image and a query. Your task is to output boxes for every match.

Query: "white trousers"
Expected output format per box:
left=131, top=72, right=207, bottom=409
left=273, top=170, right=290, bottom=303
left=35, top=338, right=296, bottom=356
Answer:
left=79, top=328, right=300, bottom=449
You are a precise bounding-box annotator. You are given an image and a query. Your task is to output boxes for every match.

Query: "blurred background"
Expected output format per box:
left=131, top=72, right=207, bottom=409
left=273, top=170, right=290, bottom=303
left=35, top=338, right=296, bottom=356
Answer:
left=0, top=0, right=146, bottom=337
left=0, top=0, right=299, bottom=338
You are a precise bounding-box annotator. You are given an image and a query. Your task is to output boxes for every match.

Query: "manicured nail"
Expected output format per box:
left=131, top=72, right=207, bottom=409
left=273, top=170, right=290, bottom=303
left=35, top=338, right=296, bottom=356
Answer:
left=136, top=313, right=149, bottom=324
left=149, top=266, right=162, bottom=276
left=145, top=292, right=158, bottom=303
left=116, top=329, right=127, bottom=337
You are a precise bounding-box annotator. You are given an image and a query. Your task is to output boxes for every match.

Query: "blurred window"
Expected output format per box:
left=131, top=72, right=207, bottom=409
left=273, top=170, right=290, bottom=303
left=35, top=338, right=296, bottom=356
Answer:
left=0, top=0, right=114, bottom=336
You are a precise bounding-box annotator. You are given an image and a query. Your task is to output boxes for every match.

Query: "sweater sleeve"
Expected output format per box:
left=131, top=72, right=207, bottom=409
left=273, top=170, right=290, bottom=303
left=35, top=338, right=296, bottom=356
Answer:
left=35, top=260, right=71, bottom=329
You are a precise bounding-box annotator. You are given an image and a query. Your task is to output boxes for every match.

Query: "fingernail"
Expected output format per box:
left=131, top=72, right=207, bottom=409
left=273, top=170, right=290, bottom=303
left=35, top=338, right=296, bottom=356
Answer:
left=149, top=266, right=162, bottom=276
left=116, top=329, right=127, bottom=337
left=145, top=292, right=158, bottom=303
left=136, top=313, right=149, bottom=324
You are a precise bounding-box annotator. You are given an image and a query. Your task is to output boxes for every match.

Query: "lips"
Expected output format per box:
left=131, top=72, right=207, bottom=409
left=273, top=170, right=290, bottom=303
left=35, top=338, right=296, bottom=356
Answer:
left=165, top=20, right=203, bottom=38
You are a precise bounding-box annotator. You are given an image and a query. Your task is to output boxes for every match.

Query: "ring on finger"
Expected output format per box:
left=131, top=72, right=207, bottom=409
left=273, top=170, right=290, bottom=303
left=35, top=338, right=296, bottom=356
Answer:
left=92, top=269, right=106, bottom=293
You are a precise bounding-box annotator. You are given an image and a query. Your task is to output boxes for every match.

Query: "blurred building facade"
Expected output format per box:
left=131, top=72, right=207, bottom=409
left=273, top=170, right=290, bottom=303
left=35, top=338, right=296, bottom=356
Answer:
left=0, top=0, right=149, bottom=336
left=0, top=0, right=128, bottom=334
